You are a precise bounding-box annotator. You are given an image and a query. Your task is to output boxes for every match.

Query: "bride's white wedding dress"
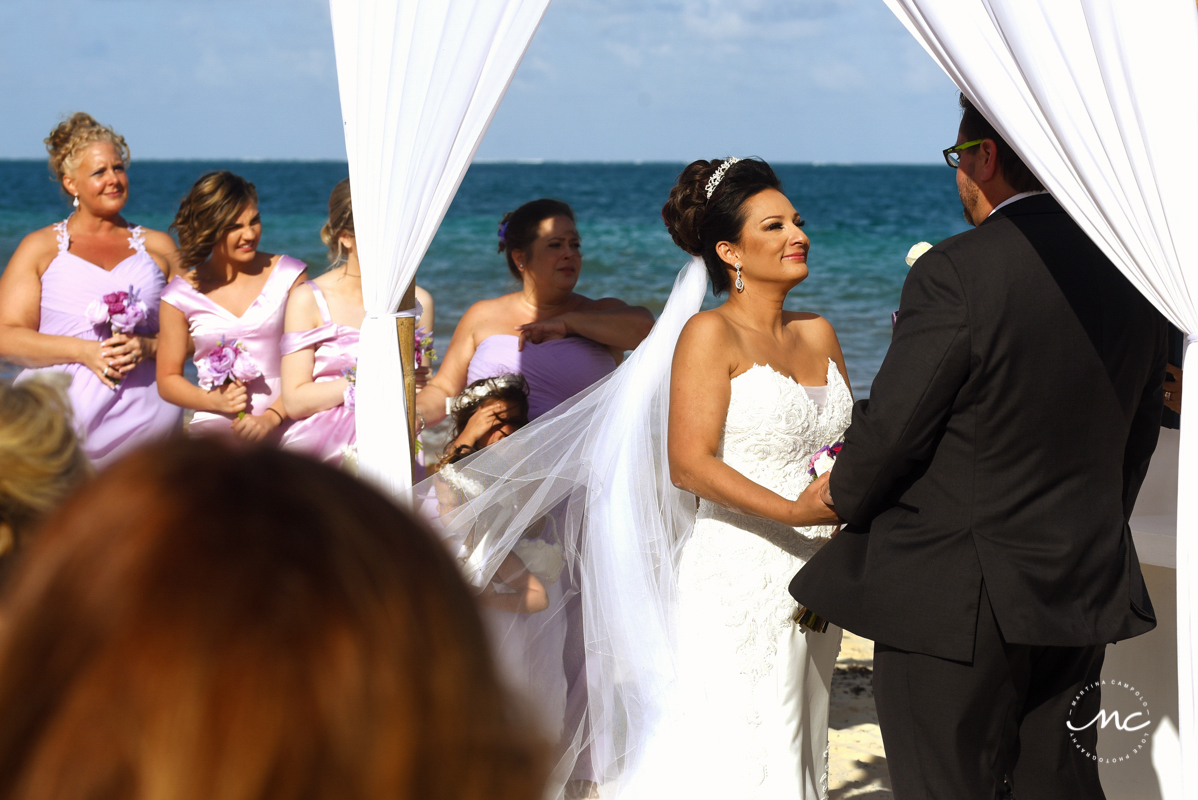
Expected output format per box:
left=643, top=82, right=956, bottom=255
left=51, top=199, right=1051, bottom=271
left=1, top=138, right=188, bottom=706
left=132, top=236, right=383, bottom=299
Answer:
left=625, top=359, right=852, bottom=800
left=413, top=259, right=854, bottom=800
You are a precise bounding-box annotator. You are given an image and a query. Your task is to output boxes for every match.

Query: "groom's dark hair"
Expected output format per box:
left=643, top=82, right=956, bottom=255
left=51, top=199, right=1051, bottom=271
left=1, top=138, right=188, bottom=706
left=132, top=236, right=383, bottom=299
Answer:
left=662, top=157, right=782, bottom=295
left=959, top=94, right=1045, bottom=194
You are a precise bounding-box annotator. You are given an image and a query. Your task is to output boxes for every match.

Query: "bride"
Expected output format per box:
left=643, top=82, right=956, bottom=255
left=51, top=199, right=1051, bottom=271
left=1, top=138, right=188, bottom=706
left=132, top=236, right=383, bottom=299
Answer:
left=418, top=157, right=851, bottom=800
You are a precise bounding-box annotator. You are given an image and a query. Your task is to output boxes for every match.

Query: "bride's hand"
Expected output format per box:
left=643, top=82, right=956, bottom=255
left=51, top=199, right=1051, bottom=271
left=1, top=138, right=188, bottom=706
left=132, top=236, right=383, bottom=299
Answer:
left=790, top=473, right=842, bottom=529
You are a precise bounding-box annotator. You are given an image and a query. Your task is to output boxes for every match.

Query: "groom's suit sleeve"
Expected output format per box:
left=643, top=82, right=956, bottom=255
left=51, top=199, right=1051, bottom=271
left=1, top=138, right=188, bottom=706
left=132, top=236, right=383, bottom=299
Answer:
left=830, top=249, right=971, bottom=526
left=1121, top=323, right=1167, bottom=521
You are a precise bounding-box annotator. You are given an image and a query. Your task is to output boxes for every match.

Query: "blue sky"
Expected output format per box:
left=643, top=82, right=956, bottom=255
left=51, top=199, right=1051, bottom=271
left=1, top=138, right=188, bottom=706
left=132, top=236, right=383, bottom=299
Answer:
left=0, top=0, right=961, bottom=163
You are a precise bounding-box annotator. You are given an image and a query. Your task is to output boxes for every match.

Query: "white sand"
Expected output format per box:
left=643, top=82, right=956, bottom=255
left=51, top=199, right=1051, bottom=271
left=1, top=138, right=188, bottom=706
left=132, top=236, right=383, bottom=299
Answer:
left=828, top=631, right=892, bottom=798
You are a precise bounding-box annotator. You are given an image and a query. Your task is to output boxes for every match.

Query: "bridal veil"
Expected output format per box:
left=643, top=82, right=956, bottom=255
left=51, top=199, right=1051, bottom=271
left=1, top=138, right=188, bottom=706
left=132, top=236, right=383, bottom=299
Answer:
left=413, top=257, right=708, bottom=796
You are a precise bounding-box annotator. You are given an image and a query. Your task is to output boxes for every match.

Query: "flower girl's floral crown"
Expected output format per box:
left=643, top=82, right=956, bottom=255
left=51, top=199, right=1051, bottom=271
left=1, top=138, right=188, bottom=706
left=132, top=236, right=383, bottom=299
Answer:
left=705, top=157, right=741, bottom=200
left=446, top=373, right=530, bottom=415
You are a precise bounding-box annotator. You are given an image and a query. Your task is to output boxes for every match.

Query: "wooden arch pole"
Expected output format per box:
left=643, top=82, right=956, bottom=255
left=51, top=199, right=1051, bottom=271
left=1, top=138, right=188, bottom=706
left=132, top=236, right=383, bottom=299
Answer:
left=396, top=281, right=418, bottom=479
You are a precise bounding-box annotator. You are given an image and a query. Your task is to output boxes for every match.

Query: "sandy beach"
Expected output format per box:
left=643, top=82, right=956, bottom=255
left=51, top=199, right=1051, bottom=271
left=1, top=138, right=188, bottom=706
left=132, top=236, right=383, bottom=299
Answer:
left=829, top=631, right=892, bottom=799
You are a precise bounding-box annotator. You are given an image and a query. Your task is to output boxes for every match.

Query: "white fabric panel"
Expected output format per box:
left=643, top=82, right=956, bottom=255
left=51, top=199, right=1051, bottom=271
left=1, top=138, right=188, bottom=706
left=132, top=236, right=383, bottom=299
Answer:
left=328, top=0, right=552, bottom=498
left=883, top=0, right=1198, bottom=792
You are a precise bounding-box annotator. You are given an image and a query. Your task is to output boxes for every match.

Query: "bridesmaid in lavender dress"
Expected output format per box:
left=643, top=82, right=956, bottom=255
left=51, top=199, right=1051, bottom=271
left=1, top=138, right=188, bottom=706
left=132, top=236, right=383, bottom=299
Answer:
left=0, top=113, right=182, bottom=467
left=416, top=198, right=654, bottom=427
left=157, top=171, right=307, bottom=443
left=415, top=198, right=654, bottom=796
left=279, top=179, right=361, bottom=467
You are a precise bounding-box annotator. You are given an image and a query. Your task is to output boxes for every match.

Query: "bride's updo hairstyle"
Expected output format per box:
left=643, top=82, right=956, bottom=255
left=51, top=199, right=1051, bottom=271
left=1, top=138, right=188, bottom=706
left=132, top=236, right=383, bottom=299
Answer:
left=171, top=170, right=259, bottom=270
left=44, top=112, right=130, bottom=185
left=497, top=198, right=575, bottom=280
left=661, top=158, right=782, bottom=295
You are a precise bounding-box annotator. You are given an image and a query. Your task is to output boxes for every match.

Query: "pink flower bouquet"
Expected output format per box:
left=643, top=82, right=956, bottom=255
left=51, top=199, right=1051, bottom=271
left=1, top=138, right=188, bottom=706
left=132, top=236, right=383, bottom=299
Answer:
left=807, top=441, right=844, bottom=479
left=196, top=338, right=262, bottom=390
left=85, top=287, right=148, bottom=335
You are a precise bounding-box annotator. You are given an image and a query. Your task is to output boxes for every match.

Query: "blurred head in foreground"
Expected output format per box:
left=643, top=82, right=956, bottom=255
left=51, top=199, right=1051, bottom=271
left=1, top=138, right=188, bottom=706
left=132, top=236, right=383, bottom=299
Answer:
left=0, top=439, right=544, bottom=800
left=0, top=376, right=89, bottom=581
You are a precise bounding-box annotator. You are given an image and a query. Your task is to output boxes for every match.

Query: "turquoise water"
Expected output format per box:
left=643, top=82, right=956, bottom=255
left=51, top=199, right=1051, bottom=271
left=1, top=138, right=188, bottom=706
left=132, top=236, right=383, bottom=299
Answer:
left=0, top=161, right=968, bottom=395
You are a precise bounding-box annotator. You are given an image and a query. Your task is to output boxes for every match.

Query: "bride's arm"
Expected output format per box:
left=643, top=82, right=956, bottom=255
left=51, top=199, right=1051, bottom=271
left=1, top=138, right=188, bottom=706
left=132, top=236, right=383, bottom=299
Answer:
left=667, top=313, right=840, bottom=528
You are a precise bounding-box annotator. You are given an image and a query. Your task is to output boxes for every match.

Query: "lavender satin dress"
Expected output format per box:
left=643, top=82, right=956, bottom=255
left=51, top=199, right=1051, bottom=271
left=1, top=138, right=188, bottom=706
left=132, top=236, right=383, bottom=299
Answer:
left=278, top=281, right=359, bottom=466
left=466, top=335, right=616, bottom=420
left=160, top=256, right=305, bottom=440
left=17, top=220, right=182, bottom=468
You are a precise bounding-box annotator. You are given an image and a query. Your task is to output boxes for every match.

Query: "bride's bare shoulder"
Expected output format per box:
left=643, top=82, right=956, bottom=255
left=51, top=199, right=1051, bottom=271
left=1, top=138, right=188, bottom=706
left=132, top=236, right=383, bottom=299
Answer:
left=678, top=308, right=736, bottom=344
left=786, top=311, right=838, bottom=339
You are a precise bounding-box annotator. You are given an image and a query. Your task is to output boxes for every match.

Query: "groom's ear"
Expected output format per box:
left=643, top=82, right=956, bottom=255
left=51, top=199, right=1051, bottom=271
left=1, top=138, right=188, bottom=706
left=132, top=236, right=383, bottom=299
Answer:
left=715, top=241, right=739, bottom=267
left=975, top=139, right=1002, bottom=182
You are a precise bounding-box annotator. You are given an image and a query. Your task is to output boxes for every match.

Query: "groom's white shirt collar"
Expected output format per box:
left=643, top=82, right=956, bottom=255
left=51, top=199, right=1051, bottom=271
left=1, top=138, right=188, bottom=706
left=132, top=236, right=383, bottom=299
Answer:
left=988, top=190, right=1048, bottom=218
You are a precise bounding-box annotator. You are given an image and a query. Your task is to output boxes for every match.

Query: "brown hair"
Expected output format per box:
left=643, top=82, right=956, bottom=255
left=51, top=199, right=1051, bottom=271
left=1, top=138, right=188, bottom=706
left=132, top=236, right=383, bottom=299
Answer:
left=661, top=158, right=783, bottom=294
left=320, top=178, right=355, bottom=265
left=171, top=170, right=260, bottom=270
left=497, top=199, right=576, bottom=280
left=435, top=375, right=530, bottom=472
left=958, top=93, right=1045, bottom=194
left=44, top=112, right=130, bottom=185
left=0, top=375, right=89, bottom=578
left=0, top=439, right=545, bottom=800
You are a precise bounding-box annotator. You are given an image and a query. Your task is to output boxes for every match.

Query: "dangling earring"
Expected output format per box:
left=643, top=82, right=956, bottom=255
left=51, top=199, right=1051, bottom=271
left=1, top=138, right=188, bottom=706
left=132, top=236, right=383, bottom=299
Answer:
left=72, top=195, right=79, bottom=208
left=734, top=262, right=744, bottom=292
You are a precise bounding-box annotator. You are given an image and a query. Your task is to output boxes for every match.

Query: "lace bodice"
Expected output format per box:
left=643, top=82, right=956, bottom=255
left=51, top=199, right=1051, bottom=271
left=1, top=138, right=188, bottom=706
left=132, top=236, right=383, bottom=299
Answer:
left=695, top=359, right=853, bottom=556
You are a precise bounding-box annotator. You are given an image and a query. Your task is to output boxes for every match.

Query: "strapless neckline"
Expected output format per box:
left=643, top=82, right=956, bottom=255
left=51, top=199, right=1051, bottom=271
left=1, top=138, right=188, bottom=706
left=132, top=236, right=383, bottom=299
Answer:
left=732, top=361, right=837, bottom=412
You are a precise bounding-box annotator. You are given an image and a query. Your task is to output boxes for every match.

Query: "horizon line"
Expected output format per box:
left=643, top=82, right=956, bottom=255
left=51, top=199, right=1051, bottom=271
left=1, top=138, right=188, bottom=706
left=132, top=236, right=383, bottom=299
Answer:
left=0, top=157, right=945, bottom=167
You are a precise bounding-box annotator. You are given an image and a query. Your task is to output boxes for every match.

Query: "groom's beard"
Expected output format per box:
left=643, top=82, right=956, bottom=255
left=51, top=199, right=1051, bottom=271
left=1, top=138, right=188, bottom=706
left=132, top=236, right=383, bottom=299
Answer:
left=958, top=174, right=982, bottom=227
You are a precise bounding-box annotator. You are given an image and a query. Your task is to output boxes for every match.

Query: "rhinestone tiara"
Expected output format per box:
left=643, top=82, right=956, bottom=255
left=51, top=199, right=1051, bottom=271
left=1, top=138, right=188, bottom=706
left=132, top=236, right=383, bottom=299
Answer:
left=705, top=157, right=741, bottom=200
left=447, top=373, right=529, bottom=414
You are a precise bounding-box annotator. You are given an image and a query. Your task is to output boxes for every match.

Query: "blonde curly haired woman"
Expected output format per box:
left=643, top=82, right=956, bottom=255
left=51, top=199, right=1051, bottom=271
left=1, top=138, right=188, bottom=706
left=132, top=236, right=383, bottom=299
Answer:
left=0, top=113, right=183, bottom=466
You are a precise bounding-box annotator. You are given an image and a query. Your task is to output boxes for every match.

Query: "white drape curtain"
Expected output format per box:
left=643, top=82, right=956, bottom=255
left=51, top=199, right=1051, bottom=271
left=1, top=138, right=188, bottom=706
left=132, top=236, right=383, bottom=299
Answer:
left=329, top=0, right=552, bottom=497
left=883, top=0, right=1198, bottom=791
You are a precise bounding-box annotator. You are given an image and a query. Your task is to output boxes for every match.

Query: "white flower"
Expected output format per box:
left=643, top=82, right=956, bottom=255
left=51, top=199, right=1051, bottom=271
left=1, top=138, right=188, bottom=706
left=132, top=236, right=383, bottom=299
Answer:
left=84, top=300, right=110, bottom=326
left=906, top=241, right=933, bottom=266
left=810, top=449, right=837, bottom=478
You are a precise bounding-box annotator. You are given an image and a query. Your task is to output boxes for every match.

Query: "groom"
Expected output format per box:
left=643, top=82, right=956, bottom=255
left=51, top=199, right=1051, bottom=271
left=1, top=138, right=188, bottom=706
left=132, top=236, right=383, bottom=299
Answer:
left=791, top=95, right=1168, bottom=799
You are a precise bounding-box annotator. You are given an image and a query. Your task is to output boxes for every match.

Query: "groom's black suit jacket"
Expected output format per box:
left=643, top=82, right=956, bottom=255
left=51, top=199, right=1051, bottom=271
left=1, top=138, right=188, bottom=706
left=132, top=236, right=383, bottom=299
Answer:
left=790, top=194, right=1167, bottom=662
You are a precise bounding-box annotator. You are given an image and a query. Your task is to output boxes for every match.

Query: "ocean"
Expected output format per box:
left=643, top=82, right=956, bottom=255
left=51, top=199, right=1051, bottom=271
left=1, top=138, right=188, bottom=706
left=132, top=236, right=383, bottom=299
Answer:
left=0, top=160, right=969, bottom=395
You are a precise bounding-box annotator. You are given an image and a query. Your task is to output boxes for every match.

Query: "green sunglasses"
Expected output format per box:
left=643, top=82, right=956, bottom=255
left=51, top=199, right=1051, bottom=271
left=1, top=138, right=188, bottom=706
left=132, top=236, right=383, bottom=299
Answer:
left=943, top=139, right=985, bottom=168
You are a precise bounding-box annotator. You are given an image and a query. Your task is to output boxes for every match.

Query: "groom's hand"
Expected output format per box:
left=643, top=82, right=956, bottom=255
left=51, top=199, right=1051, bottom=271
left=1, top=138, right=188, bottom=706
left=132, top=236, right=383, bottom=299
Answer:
left=791, top=473, right=843, bottom=530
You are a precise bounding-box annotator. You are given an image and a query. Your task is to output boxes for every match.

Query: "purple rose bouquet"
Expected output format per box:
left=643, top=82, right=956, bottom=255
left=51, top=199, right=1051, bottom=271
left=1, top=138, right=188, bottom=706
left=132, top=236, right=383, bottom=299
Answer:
left=196, top=337, right=262, bottom=391
left=85, top=287, right=148, bottom=335
left=415, top=326, right=438, bottom=368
